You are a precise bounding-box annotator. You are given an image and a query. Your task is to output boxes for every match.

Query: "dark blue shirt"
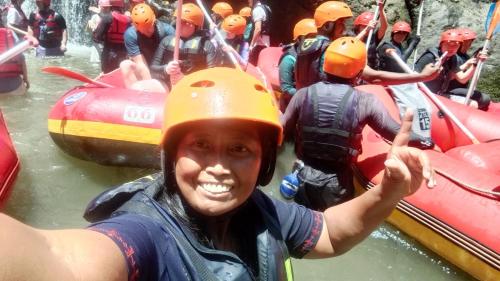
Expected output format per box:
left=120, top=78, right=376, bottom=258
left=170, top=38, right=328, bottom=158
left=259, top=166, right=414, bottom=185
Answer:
left=124, top=21, right=175, bottom=65
left=89, top=190, right=323, bottom=281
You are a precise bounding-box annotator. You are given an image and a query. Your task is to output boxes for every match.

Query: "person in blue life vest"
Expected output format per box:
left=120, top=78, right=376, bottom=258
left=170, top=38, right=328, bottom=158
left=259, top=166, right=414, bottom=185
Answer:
left=281, top=37, right=434, bottom=211
left=414, top=29, right=490, bottom=110
left=27, top=0, right=67, bottom=57
left=295, top=1, right=441, bottom=92
left=216, top=14, right=249, bottom=67
left=150, top=3, right=217, bottom=88
left=0, top=21, right=29, bottom=94
left=377, top=21, right=421, bottom=73
left=92, top=0, right=130, bottom=73
left=0, top=66, right=435, bottom=281
left=119, top=3, right=174, bottom=90
left=352, top=1, right=388, bottom=69
left=278, top=18, right=317, bottom=112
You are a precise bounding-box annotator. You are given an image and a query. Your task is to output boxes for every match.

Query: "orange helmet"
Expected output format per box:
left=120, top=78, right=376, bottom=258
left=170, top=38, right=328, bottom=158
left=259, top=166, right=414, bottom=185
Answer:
left=354, top=11, right=374, bottom=27
left=222, top=14, right=247, bottom=35
left=392, top=21, right=411, bottom=33
left=239, top=7, right=252, bottom=18
left=440, top=29, right=463, bottom=44
left=161, top=68, right=282, bottom=185
left=131, top=3, right=156, bottom=28
left=314, top=1, right=353, bottom=28
left=212, top=2, right=233, bottom=18
left=457, top=28, right=477, bottom=41
left=323, top=37, right=367, bottom=79
left=175, top=3, right=204, bottom=28
left=293, top=18, right=317, bottom=40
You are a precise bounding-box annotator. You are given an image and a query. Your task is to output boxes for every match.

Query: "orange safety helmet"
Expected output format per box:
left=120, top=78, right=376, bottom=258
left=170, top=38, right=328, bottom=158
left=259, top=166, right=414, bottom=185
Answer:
left=392, top=21, right=411, bottom=33
left=175, top=3, right=205, bottom=28
left=131, top=3, right=156, bottom=28
left=222, top=14, right=247, bottom=35
left=212, top=2, right=233, bottom=18
left=457, top=27, right=477, bottom=41
left=239, top=7, right=252, bottom=18
left=314, top=1, right=353, bottom=28
left=293, top=18, right=317, bottom=40
left=440, top=29, right=463, bottom=44
left=323, top=37, right=367, bottom=79
left=354, top=11, right=374, bottom=27
left=161, top=68, right=283, bottom=185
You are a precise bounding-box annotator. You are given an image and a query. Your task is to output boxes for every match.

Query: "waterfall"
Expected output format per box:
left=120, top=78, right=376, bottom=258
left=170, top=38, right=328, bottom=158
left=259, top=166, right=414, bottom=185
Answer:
left=1, top=0, right=95, bottom=45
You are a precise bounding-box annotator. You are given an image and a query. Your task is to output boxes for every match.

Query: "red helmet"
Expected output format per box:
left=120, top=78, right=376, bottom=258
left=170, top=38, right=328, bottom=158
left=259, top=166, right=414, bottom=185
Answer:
left=110, top=0, right=125, bottom=8
left=392, top=21, right=411, bottom=33
left=457, top=28, right=477, bottom=41
left=440, top=29, right=463, bottom=44
left=354, top=12, right=374, bottom=27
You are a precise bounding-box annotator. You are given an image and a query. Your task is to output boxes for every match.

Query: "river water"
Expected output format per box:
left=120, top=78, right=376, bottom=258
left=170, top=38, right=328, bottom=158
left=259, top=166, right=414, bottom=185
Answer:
left=0, top=47, right=472, bottom=280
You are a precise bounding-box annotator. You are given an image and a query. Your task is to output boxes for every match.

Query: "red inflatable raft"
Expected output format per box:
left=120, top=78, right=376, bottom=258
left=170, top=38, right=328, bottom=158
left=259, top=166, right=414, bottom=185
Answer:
left=257, top=47, right=500, bottom=280
left=0, top=110, right=20, bottom=208
left=48, top=65, right=275, bottom=168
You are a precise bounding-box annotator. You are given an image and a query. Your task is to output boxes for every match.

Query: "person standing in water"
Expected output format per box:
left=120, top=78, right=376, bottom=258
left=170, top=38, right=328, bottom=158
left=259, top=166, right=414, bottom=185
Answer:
left=92, top=0, right=130, bottom=73
left=0, top=66, right=435, bottom=280
left=27, top=0, right=67, bottom=57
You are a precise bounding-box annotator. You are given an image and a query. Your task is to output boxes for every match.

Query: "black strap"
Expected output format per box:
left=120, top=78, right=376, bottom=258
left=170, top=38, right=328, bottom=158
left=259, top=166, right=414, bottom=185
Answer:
left=333, top=87, right=354, bottom=129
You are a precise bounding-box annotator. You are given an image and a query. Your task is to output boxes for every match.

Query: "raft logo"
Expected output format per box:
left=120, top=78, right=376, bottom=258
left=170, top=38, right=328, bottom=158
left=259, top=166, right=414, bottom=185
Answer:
left=63, top=92, right=87, bottom=106
left=123, top=106, right=156, bottom=124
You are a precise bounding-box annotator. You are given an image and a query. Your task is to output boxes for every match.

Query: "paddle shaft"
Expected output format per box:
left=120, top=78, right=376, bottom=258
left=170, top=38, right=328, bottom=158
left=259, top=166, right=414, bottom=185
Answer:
left=7, top=24, right=28, bottom=36
left=0, top=40, right=31, bottom=65
left=195, top=0, right=242, bottom=71
left=365, top=1, right=381, bottom=50
left=173, top=0, right=183, bottom=61
left=387, top=50, right=480, bottom=145
left=412, top=0, right=425, bottom=69
left=463, top=40, right=490, bottom=105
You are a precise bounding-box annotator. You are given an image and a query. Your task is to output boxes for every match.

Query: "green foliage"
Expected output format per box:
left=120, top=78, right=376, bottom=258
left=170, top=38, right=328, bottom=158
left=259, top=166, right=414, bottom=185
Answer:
left=477, top=67, right=500, bottom=102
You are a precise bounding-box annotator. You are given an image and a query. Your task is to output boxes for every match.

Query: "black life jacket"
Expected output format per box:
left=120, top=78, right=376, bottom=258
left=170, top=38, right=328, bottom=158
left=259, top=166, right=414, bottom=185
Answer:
left=84, top=174, right=293, bottom=281
left=163, top=33, right=210, bottom=74
left=106, top=11, right=129, bottom=45
left=33, top=9, right=63, bottom=42
left=254, top=3, right=271, bottom=36
left=137, top=21, right=169, bottom=65
left=417, top=47, right=458, bottom=95
left=0, top=28, right=22, bottom=78
left=297, top=82, right=362, bottom=164
left=278, top=43, right=297, bottom=66
left=294, top=36, right=330, bottom=90
left=376, top=41, right=405, bottom=73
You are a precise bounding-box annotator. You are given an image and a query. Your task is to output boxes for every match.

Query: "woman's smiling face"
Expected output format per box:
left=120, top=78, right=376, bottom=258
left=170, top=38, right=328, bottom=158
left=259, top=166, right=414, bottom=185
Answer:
left=174, top=122, right=262, bottom=216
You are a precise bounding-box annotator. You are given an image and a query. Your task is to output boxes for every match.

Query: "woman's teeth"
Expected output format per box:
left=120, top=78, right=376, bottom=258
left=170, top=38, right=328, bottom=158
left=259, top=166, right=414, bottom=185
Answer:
left=199, top=183, right=232, bottom=193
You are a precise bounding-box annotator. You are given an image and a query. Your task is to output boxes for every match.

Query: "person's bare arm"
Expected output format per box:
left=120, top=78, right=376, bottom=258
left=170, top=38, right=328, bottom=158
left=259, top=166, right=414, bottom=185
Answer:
left=377, top=1, right=388, bottom=41
left=130, top=54, right=152, bottom=80
left=61, top=29, right=68, bottom=51
left=453, top=58, right=476, bottom=83
left=0, top=214, right=127, bottom=281
left=250, top=20, right=262, bottom=49
left=306, top=111, right=435, bottom=258
left=362, top=63, right=440, bottom=85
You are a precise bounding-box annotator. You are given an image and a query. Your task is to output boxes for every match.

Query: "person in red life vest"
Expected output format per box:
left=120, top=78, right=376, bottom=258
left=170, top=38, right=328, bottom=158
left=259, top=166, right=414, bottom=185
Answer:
left=27, top=0, right=67, bottom=57
left=0, top=24, right=29, bottom=95
left=4, top=0, right=28, bottom=38
left=352, top=2, right=388, bottom=68
left=92, top=0, right=130, bottom=73
left=120, top=3, right=174, bottom=91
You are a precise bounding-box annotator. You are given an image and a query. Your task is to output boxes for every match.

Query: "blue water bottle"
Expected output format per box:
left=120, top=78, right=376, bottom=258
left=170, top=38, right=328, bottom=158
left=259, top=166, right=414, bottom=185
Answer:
left=280, top=170, right=300, bottom=200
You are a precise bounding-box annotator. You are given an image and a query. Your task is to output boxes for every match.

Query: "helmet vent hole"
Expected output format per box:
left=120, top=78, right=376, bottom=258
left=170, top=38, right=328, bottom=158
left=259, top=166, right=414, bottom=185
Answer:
left=191, top=80, right=215, bottom=88
left=254, top=84, right=267, bottom=93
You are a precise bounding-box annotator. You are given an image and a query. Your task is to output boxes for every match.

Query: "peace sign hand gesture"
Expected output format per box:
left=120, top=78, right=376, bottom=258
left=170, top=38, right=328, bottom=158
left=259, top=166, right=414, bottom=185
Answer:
left=381, top=110, right=436, bottom=200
